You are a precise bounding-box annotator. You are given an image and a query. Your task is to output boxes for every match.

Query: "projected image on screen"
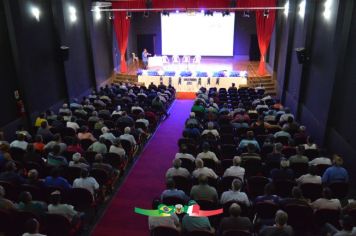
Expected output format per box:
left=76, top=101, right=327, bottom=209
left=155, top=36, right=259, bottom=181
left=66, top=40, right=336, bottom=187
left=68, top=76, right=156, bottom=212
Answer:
left=161, top=12, right=235, bottom=56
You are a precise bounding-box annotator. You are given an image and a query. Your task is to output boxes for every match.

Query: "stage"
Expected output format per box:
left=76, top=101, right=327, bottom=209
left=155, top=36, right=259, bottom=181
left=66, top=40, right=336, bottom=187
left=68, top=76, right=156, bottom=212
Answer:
left=117, top=56, right=276, bottom=94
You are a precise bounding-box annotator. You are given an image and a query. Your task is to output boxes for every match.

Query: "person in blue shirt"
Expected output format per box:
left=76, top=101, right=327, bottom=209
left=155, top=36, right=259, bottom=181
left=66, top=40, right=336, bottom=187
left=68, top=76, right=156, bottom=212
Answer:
left=142, top=48, right=151, bottom=69
left=322, top=155, right=349, bottom=184
left=238, top=131, right=261, bottom=151
left=160, top=178, right=189, bottom=203
left=44, top=168, right=71, bottom=189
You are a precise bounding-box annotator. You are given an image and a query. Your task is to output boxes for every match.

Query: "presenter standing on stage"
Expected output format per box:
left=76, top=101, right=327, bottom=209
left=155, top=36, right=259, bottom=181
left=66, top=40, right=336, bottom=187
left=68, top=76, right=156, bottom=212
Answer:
left=142, top=48, right=151, bottom=69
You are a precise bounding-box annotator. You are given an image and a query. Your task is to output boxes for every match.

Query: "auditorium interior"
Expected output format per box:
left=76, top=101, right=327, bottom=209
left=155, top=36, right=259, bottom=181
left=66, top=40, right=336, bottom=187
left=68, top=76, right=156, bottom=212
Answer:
left=0, top=0, right=356, bottom=235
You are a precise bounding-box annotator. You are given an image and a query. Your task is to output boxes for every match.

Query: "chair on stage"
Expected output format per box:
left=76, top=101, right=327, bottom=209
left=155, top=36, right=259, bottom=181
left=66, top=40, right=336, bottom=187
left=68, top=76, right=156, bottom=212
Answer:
left=162, top=55, right=170, bottom=65
left=172, top=55, right=180, bottom=64
left=193, top=55, right=201, bottom=64
left=183, top=55, right=191, bottom=64
left=132, top=53, right=139, bottom=64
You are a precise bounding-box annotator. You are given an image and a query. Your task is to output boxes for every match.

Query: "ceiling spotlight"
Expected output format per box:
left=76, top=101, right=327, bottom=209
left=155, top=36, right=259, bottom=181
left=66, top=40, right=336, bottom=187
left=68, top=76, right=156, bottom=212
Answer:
left=143, top=11, right=149, bottom=18
left=31, top=6, right=40, bottom=21
left=94, top=6, right=101, bottom=21
left=243, top=11, right=250, bottom=18
left=299, top=0, right=306, bottom=18
left=162, top=11, right=170, bottom=16
left=284, top=1, right=289, bottom=17
left=69, top=6, right=77, bottom=23
left=263, top=9, right=269, bottom=18
left=222, top=10, right=230, bottom=17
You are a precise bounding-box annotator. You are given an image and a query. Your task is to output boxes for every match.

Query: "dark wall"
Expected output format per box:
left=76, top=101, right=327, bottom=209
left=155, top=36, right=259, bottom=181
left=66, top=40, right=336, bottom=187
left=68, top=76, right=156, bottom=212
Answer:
left=127, top=12, right=256, bottom=59
left=0, top=2, right=18, bottom=126
left=8, top=0, right=67, bottom=115
left=0, top=0, right=114, bottom=132
left=273, top=0, right=356, bottom=158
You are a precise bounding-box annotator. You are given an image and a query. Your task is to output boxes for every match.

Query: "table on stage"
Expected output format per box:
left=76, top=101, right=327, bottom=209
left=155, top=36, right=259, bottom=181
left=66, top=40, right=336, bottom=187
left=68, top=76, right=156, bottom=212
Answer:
left=148, top=56, right=163, bottom=67
left=138, top=76, right=248, bottom=92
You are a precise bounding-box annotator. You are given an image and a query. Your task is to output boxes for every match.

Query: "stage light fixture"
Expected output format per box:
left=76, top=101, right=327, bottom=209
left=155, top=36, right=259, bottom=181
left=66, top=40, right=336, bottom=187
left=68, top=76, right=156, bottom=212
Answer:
left=263, top=9, right=269, bottom=18
left=69, top=6, right=77, bottom=23
left=126, top=11, right=132, bottom=19
left=94, top=6, right=101, bottom=21
left=323, top=0, right=332, bottom=20
left=176, top=10, right=179, bottom=13
left=299, top=0, right=306, bottom=18
left=204, top=10, right=213, bottom=16
left=31, top=6, right=40, bottom=22
left=201, top=9, right=204, bottom=14
left=243, top=11, right=250, bottom=18
left=284, top=1, right=289, bottom=17
left=143, top=11, right=149, bottom=18
left=222, top=10, right=230, bottom=17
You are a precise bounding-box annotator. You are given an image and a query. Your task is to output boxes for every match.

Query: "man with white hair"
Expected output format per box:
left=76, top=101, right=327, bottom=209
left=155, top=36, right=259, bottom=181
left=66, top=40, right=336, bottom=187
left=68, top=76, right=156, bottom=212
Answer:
left=201, top=122, right=219, bottom=138
left=223, top=156, right=245, bottom=180
left=259, top=210, right=293, bottom=236
left=166, top=159, right=190, bottom=179
left=220, top=179, right=250, bottom=205
left=59, top=103, right=71, bottom=115
left=192, top=158, right=218, bottom=179
left=69, top=152, right=89, bottom=170
left=185, top=112, right=199, bottom=127
left=100, top=127, right=116, bottom=143
left=119, top=127, right=137, bottom=146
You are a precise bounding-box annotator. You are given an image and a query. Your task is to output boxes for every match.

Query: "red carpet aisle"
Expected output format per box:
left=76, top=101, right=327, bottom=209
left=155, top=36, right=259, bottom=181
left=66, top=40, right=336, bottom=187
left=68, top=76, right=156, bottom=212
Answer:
left=92, top=100, right=194, bottom=236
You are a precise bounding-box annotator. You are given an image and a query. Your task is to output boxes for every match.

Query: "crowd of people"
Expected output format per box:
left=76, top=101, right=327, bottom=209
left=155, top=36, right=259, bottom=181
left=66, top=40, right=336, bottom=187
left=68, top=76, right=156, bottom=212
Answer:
left=0, top=82, right=175, bottom=235
left=149, top=85, right=354, bottom=236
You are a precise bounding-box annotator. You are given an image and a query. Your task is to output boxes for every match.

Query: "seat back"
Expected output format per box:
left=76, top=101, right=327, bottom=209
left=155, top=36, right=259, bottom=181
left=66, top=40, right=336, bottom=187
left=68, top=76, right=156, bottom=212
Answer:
left=284, top=204, right=314, bottom=230
left=222, top=230, right=252, bottom=236
left=247, top=176, right=269, bottom=198
left=314, top=209, right=340, bottom=227
left=162, top=196, right=186, bottom=205
left=20, top=184, right=44, bottom=201
left=179, top=158, right=195, bottom=172
left=300, top=183, right=322, bottom=201
left=90, top=168, right=109, bottom=186
left=44, top=213, right=72, bottom=236
left=290, top=162, right=309, bottom=178
left=273, top=180, right=296, bottom=198
left=172, top=176, right=192, bottom=194
left=151, top=226, right=180, bottom=236
left=64, top=188, right=93, bottom=211
left=329, top=182, right=349, bottom=199
left=255, top=202, right=279, bottom=219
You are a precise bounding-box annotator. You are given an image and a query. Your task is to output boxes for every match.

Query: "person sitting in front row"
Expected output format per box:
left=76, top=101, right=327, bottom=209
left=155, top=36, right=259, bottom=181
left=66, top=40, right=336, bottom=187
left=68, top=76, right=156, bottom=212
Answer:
left=192, top=158, right=218, bottom=179
left=259, top=210, right=294, bottom=236
left=219, top=203, right=252, bottom=235
left=220, top=179, right=250, bottom=206
left=166, top=159, right=190, bottom=179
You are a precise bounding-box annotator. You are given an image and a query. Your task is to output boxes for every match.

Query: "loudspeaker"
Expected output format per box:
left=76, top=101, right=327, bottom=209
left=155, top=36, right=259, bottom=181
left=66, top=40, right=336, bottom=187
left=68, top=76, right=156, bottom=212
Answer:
left=60, top=46, right=69, bottom=61
left=295, top=48, right=308, bottom=64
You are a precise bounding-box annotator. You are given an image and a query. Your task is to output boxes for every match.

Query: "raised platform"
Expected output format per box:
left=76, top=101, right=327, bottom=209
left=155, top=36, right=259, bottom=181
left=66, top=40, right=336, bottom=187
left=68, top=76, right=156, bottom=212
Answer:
left=114, top=56, right=277, bottom=95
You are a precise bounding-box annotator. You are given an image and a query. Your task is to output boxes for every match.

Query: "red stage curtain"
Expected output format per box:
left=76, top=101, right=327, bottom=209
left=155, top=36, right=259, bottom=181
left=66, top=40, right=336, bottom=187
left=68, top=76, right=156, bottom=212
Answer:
left=112, top=2, right=131, bottom=73
left=238, top=0, right=276, bottom=75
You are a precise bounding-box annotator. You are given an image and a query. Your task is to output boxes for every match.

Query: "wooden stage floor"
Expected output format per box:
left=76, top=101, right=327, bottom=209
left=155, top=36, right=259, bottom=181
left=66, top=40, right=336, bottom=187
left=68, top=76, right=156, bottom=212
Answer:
left=124, top=56, right=271, bottom=78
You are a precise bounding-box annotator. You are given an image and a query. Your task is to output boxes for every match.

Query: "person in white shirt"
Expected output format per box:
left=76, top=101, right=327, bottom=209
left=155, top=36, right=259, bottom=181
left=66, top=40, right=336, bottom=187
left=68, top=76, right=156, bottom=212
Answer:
left=131, top=103, right=144, bottom=113
left=196, top=143, right=219, bottom=164
left=175, top=146, right=195, bottom=162
left=99, top=127, right=116, bottom=143
left=303, top=136, right=318, bottom=150
left=201, top=122, right=220, bottom=138
left=10, top=133, right=28, bottom=151
left=223, top=156, right=245, bottom=180
left=69, top=152, right=89, bottom=170
left=66, top=117, right=80, bottom=132
left=47, top=191, right=81, bottom=222
left=73, top=169, right=99, bottom=197
left=119, top=127, right=137, bottom=146
left=297, top=165, right=322, bottom=185
left=109, top=139, right=126, bottom=158
left=220, top=179, right=250, bottom=206
left=192, top=158, right=218, bottom=179
left=166, top=159, right=190, bottom=179
left=311, top=187, right=341, bottom=211
left=136, top=113, right=149, bottom=128
left=22, top=218, right=46, bottom=236
left=279, top=108, right=294, bottom=124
